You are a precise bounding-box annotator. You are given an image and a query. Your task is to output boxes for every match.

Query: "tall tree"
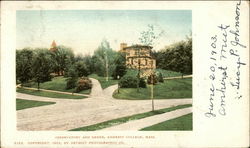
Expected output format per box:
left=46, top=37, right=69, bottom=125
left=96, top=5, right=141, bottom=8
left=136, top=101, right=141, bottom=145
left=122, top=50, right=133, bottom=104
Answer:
left=139, top=24, right=164, bottom=46
left=50, top=45, right=74, bottom=76
left=16, top=48, right=34, bottom=85
left=92, top=39, right=117, bottom=79
left=75, top=61, right=90, bottom=77
left=136, top=24, right=163, bottom=92
left=112, top=52, right=126, bottom=79
left=32, top=48, right=53, bottom=90
left=156, top=36, right=192, bottom=77
left=65, top=65, right=78, bottom=90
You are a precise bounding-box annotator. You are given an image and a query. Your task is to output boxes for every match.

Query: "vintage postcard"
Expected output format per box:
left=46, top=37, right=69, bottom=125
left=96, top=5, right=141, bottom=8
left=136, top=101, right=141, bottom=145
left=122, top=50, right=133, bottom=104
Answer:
left=1, top=1, right=249, bottom=148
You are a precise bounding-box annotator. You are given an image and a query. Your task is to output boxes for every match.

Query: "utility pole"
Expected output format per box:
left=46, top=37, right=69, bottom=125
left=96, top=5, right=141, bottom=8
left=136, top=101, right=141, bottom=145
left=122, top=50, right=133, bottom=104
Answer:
left=137, top=47, right=141, bottom=92
left=151, top=62, right=154, bottom=111
left=104, top=51, right=109, bottom=81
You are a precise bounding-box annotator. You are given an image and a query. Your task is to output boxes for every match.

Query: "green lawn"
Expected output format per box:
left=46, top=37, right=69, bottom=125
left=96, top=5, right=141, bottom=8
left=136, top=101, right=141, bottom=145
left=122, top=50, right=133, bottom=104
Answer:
left=140, top=113, right=192, bottom=131
left=89, top=74, right=118, bottom=89
left=126, top=69, right=183, bottom=78
left=22, top=76, right=91, bottom=94
left=16, top=98, right=56, bottom=110
left=17, top=88, right=87, bottom=99
left=113, top=78, right=192, bottom=100
left=70, top=104, right=192, bottom=131
left=155, top=69, right=183, bottom=77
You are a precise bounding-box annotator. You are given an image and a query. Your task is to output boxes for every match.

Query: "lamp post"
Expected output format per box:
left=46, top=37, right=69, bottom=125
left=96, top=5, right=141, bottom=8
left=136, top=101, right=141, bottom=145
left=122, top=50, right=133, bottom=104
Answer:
left=117, top=75, right=120, bottom=93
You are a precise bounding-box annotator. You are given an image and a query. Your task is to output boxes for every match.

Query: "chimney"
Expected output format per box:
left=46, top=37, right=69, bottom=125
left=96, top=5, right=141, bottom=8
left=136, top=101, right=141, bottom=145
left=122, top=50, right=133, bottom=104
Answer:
left=120, top=43, right=127, bottom=51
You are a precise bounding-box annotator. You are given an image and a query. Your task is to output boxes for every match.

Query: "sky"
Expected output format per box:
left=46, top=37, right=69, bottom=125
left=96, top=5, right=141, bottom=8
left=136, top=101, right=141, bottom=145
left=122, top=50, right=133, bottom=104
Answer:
left=16, top=10, right=192, bottom=55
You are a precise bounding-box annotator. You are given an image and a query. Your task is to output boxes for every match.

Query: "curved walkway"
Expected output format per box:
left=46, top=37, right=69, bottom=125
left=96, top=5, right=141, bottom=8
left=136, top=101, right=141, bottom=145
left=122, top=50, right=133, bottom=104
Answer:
left=89, top=78, right=105, bottom=98
left=100, top=107, right=192, bottom=131
left=17, top=86, right=90, bottom=97
left=17, top=78, right=192, bottom=131
left=164, top=75, right=192, bottom=80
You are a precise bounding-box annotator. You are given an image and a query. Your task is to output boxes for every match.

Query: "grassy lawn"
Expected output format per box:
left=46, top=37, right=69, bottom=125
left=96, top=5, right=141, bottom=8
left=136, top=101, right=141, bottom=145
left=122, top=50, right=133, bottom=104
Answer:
left=17, top=88, right=87, bottom=99
left=89, top=74, right=118, bottom=89
left=16, top=98, right=56, bottom=110
left=140, top=113, right=192, bottom=131
left=113, top=78, right=192, bottom=100
left=22, top=76, right=91, bottom=94
left=126, top=69, right=184, bottom=78
left=155, top=69, right=183, bottom=77
left=70, top=104, right=192, bottom=131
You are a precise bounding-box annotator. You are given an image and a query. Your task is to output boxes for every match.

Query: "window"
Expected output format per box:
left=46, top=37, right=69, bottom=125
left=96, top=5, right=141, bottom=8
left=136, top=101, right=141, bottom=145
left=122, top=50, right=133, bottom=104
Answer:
left=135, top=50, right=138, bottom=56
left=126, top=52, right=130, bottom=56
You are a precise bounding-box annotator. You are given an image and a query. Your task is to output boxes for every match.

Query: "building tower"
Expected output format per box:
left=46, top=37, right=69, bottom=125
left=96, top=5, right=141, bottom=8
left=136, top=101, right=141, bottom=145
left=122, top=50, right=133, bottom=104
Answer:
left=119, top=43, right=127, bottom=53
left=50, top=40, right=57, bottom=52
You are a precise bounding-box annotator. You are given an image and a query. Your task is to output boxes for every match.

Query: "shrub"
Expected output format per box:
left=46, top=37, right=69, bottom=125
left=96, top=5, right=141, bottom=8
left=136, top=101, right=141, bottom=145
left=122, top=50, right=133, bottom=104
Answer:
left=157, top=72, right=164, bottom=83
left=119, top=75, right=146, bottom=88
left=66, top=78, right=77, bottom=90
left=139, top=78, right=147, bottom=88
left=147, top=73, right=158, bottom=85
left=75, top=77, right=92, bottom=93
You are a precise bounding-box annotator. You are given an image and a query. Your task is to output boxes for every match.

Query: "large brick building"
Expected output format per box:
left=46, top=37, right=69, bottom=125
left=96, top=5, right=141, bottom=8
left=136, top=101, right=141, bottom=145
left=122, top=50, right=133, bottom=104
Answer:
left=119, top=43, right=156, bottom=76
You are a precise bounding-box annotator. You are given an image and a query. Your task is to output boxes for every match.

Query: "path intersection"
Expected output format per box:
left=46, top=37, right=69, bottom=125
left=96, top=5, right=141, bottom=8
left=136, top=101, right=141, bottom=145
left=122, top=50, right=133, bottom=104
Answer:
left=17, top=78, right=192, bottom=131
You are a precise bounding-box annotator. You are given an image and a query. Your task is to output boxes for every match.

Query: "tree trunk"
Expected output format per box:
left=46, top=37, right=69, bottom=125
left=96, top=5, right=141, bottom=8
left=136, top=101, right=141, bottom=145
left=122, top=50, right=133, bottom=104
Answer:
left=137, top=72, right=140, bottom=92
left=37, top=81, right=40, bottom=90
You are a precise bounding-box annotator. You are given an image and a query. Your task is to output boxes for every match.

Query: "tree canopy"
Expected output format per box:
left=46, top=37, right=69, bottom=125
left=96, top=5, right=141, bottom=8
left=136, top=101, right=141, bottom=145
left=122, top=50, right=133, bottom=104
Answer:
left=92, top=39, right=117, bottom=77
left=156, top=36, right=192, bottom=76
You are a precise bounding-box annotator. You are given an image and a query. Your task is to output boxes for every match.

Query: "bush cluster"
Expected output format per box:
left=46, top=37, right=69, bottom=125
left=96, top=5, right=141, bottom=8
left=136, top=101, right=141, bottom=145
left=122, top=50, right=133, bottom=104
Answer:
left=147, top=72, right=164, bottom=85
left=147, top=73, right=158, bottom=85
left=157, top=72, right=164, bottom=83
left=75, top=77, right=92, bottom=93
left=119, top=75, right=146, bottom=88
left=66, top=78, right=77, bottom=90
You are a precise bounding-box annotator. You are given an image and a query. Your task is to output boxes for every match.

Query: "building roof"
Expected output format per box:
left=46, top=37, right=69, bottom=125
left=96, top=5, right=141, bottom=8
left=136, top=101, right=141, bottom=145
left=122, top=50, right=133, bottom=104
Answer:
left=127, top=55, right=155, bottom=59
left=123, top=44, right=153, bottom=50
left=51, top=40, right=57, bottom=48
left=50, top=40, right=58, bottom=52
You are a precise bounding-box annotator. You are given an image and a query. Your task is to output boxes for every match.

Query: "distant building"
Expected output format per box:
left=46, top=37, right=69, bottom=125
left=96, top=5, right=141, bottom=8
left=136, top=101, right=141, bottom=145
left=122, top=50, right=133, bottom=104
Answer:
left=50, top=40, right=57, bottom=52
left=119, top=43, right=156, bottom=76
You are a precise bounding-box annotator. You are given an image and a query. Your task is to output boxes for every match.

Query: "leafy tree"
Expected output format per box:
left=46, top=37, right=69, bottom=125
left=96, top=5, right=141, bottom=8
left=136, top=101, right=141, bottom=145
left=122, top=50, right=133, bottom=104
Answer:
left=92, top=39, right=117, bottom=78
left=139, top=24, right=164, bottom=46
left=157, top=72, right=164, bottom=83
left=184, top=35, right=192, bottom=74
left=65, top=66, right=78, bottom=90
left=80, top=54, right=94, bottom=75
left=112, top=52, right=126, bottom=79
left=32, top=48, right=53, bottom=90
left=50, top=45, right=74, bottom=76
left=156, top=36, right=192, bottom=77
left=135, top=24, right=164, bottom=92
left=75, top=61, right=90, bottom=77
left=16, top=48, right=34, bottom=85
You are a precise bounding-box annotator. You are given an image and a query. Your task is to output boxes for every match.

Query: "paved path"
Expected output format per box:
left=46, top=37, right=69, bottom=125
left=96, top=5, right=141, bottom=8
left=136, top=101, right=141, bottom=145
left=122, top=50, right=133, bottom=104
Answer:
left=164, top=75, right=192, bottom=80
left=16, top=78, right=192, bottom=131
left=17, top=86, right=90, bottom=97
left=100, top=107, right=192, bottom=131
left=16, top=92, right=72, bottom=103
left=89, top=78, right=104, bottom=98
